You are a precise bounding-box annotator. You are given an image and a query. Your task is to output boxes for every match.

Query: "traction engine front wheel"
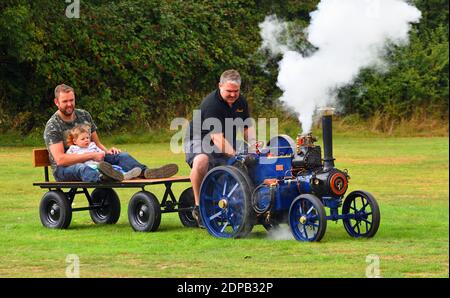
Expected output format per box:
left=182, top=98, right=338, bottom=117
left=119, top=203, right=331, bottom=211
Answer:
left=288, top=194, right=327, bottom=242
left=342, top=190, right=380, bottom=238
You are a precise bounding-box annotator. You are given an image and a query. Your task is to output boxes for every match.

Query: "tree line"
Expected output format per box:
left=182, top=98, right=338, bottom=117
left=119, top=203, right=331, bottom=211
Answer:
left=0, top=0, right=448, bottom=135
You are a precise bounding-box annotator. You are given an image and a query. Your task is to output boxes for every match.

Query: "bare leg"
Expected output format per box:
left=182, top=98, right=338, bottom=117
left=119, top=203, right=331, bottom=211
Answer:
left=190, top=154, right=210, bottom=206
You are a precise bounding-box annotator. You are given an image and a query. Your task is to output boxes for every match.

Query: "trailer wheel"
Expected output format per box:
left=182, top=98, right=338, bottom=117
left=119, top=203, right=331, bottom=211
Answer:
left=342, top=190, right=380, bottom=238
left=89, top=188, right=121, bottom=224
left=128, top=191, right=161, bottom=232
left=39, top=190, right=72, bottom=229
left=289, top=194, right=327, bottom=242
left=178, top=187, right=197, bottom=227
left=199, top=166, right=253, bottom=238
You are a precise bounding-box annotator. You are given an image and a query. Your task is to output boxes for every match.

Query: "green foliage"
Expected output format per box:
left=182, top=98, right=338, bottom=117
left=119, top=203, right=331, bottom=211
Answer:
left=338, top=0, right=449, bottom=121
left=0, top=0, right=448, bottom=134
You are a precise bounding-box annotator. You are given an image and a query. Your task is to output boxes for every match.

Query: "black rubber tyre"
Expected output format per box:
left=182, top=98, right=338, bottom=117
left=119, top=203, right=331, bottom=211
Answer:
left=232, top=165, right=256, bottom=236
left=39, top=190, right=72, bottom=229
left=89, top=188, right=121, bottom=224
left=342, top=190, right=381, bottom=238
left=178, top=187, right=197, bottom=227
left=128, top=191, right=161, bottom=232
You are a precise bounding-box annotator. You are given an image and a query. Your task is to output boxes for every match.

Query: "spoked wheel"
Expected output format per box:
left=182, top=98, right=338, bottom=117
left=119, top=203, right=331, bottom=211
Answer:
left=39, top=190, right=72, bottom=229
left=128, top=191, right=161, bottom=232
left=288, top=194, right=327, bottom=242
left=199, top=166, right=253, bottom=238
left=89, top=188, right=121, bottom=224
left=342, top=190, right=380, bottom=238
left=178, top=187, right=197, bottom=227
left=231, top=165, right=256, bottom=235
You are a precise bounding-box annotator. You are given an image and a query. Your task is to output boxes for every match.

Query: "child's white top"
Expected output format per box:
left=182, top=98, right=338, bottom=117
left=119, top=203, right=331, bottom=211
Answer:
left=66, top=142, right=104, bottom=168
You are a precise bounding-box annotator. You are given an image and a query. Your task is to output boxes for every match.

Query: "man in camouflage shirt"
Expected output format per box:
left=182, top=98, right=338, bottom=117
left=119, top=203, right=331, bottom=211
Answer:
left=44, top=84, right=178, bottom=182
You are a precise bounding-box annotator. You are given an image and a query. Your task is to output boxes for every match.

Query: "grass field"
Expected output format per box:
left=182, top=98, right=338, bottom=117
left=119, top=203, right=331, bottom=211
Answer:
left=0, top=136, right=448, bottom=278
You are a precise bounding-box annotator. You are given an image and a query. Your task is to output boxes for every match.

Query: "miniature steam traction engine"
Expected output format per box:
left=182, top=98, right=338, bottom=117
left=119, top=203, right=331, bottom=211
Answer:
left=199, top=109, right=380, bottom=242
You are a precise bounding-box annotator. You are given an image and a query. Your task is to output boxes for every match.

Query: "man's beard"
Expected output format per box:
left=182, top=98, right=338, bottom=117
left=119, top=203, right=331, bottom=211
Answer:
left=60, top=107, right=74, bottom=116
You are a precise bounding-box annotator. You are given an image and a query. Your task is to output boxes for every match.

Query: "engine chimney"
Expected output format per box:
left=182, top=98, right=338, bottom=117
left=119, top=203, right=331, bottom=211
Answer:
left=320, top=108, right=335, bottom=171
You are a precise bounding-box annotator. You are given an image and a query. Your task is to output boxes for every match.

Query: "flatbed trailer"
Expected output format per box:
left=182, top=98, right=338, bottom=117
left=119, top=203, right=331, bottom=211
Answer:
left=32, top=149, right=196, bottom=231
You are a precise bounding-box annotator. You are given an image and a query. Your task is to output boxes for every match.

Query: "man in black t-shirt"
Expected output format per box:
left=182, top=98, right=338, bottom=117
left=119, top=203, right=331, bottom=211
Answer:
left=184, top=70, right=255, bottom=226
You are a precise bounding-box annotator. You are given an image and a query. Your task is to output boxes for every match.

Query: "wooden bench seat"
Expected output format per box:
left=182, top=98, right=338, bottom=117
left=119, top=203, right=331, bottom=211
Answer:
left=33, top=148, right=51, bottom=181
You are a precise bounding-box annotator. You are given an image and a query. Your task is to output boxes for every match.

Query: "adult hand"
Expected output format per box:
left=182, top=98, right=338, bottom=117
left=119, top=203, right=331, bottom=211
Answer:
left=107, top=147, right=121, bottom=155
left=248, top=140, right=264, bottom=153
left=92, top=151, right=105, bottom=161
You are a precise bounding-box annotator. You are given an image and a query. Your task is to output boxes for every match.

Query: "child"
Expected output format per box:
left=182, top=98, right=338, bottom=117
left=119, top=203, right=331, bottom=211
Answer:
left=66, top=124, right=142, bottom=180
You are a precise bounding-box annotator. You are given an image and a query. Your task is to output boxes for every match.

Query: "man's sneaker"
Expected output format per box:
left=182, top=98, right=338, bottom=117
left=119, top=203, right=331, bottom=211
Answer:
left=123, top=167, right=142, bottom=180
left=144, top=164, right=178, bottom=179
left=192, top=205, right=205, bottom=229
left=99, top=173, right=116, bottom=182
left=98, top=161, right=124, bottom=182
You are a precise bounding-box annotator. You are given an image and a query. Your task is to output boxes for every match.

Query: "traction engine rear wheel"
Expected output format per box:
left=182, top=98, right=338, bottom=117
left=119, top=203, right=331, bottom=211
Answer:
left=199, top=166, right=253, bottom=238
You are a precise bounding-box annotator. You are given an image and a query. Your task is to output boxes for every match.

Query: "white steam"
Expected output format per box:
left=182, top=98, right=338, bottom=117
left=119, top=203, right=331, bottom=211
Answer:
left=259, top=15, right=291, bottom=56
left=259, top=0, right=422, bottom=134
left=266, top=225, right=295, bottom=241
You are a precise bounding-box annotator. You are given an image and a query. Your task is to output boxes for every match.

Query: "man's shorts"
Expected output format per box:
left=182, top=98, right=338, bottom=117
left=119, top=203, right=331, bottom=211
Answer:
left=184, top=140, right=230, bottom=170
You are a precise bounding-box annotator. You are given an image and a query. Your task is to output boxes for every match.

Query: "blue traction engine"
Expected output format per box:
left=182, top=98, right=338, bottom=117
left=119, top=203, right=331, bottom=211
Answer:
left=199, top=111, right=380, bottom=241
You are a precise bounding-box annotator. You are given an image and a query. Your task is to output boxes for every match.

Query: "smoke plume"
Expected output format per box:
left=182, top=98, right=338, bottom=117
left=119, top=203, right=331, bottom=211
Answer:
left=259, top=0, right=422, bottom=134
left=267, top=225, right=295, bottom=241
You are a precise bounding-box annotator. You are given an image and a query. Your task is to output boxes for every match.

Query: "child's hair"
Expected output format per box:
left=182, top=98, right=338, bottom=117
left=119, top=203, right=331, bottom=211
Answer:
left=66, top=124, right=92, bottom=147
